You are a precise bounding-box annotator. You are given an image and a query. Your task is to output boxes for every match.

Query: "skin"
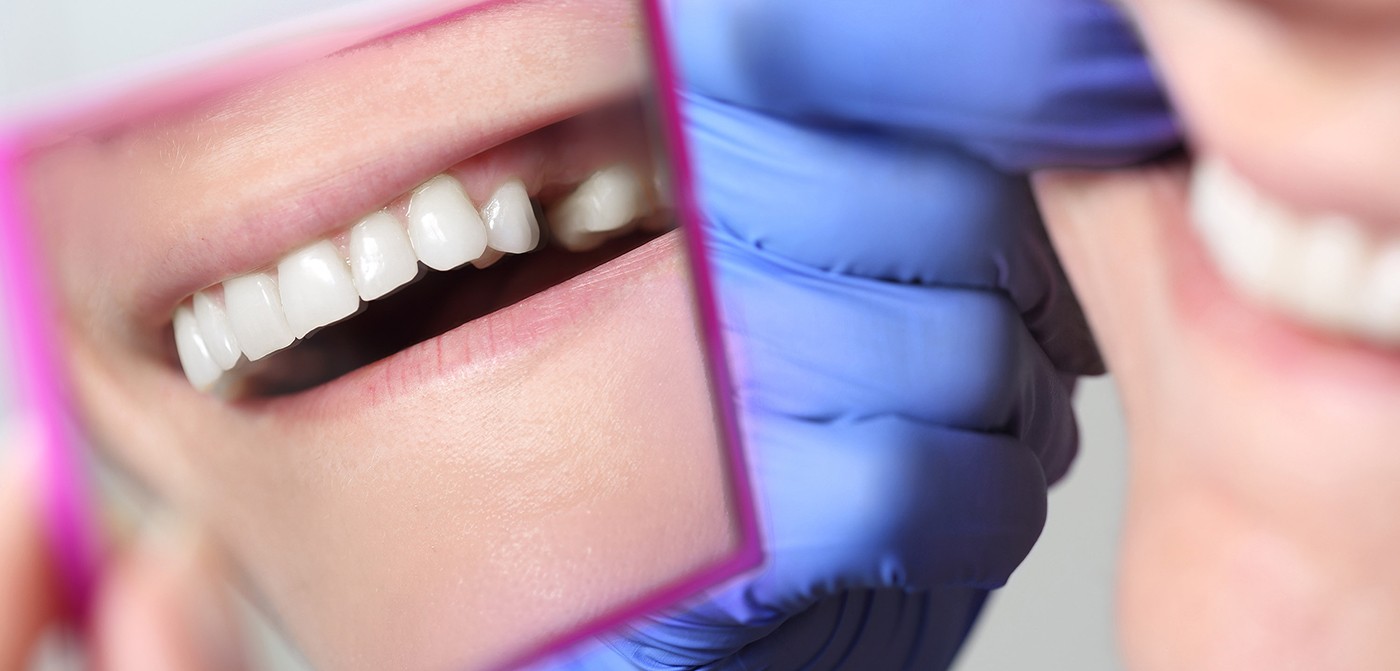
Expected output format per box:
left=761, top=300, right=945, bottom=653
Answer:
left=39, top=1, right=1400, bottom=669
left=1036, top=1, right=1400, bottom=662
left=16, top=1, right=736, bottom=669
left=1, top=445, right=245, bottom=671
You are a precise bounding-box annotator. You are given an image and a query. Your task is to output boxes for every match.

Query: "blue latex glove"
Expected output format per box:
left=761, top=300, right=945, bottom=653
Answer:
left=554, top=0, right=1179, bottom=668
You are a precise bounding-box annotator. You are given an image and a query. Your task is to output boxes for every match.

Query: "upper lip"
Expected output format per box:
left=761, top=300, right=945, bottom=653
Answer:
left=130, top=0, right=644, bottom=329
left=1202, top=143, right=1400, bottom=238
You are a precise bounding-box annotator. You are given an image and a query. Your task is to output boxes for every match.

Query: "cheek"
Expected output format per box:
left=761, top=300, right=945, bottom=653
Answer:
left=1125, top=0, right=1400, bottom=219
left=1036, top=167, right=1400, bottom=666
left=1037, top=165, right=1400, bottom=516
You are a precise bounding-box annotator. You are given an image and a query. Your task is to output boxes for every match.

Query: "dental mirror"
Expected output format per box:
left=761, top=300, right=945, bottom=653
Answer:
left=1, top=0, right=758, bottom=667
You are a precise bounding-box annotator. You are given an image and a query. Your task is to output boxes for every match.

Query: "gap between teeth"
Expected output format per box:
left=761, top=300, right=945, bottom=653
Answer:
left=173, top=164, right=671, bottom=391
left=1190, top=156, right=1400, bottom=345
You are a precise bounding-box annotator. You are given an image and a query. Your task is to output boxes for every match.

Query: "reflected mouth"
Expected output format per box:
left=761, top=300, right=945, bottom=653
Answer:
left=169, top=100, right=675, bottom=398
left=233, top=229, right=667, bottom=398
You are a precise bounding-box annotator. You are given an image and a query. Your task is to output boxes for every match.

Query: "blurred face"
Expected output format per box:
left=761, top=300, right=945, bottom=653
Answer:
left=1037, top=1, right=1400, bottom=668
left=19, top=1, right=738, bottom=669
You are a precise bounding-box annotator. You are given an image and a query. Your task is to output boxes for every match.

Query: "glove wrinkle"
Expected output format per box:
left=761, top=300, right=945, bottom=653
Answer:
left=561, top=0, right=1178, bottom=667
left=712, top=235, right=1082, bottom=475
left=710, top=588, right=989, bottom=671
left=670, top=0, right=1181, bottom=170
left=685, top=93, right=1104, bottom=377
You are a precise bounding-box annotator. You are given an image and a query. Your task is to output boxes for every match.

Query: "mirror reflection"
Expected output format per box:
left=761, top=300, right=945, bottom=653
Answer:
left=14, top=1, right=744, bottom=668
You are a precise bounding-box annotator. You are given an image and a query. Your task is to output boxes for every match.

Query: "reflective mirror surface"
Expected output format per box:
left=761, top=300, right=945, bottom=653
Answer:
left=7, top=1, right=751, bottom=668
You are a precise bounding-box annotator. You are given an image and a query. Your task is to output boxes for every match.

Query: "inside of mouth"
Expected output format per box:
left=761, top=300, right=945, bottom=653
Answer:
left=229, top=228, right=663, bottom=398
left=179, top=99, right=676, bottom=399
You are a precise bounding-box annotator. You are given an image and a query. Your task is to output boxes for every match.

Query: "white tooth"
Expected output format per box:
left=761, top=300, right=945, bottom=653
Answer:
left=349, top=211, right=419, bottom=300
left=407, top=175, right=488, bottom=270
left=223, top=272, right=296, bottom=361
left=191, top=290, right=241, bottom=371
left=482, top=179, right=539, bottom=254
left=472, top=247, right=505, bottom=269
left=651, top=169, right=673, bottom=210
left=547, top=164, right=649, bottom=251
left=1356, top=243, right=1400, bottom=344
left=173, top=305, right=222, bottom=391
left=1191, top=155, right=1400, bottom=345
left=546, top=219, right=605, bottom=252
left=1191, top=157, right=1288, bottom=301
left=639, top=171, right=675, bottom=231
left=278, top=240, right=361, bottom=338
left=1255, top=204, right=1308, bottom=310
left=1287, top=216, right=1367, bottom=329
left=582, top=165, right=649, bottom=232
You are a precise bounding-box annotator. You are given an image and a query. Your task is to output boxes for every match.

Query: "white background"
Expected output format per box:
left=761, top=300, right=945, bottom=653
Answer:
left=0, top=2, right=1130, bottom=669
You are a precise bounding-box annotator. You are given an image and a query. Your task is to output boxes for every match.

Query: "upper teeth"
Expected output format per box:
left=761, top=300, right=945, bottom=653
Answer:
left=222, top=273, right=295, bottom=361
left=172, top=165, right=670, bottom=391
left=407, top=175, right=492, bottom=272
left=546, top=164, right=649, bottom=252
left=349, top=210, right=419, bottom=301
left=1190, top=156, right=1400, bottom=344
left=482, top=180, right=540, bottom=254
left=278, top=241, right=362, bottom=339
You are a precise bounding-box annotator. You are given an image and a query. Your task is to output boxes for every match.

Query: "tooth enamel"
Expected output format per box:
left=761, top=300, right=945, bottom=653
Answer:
left=191, top=290, right=241, bottom=371
left=640, top=172, right=677, bottom=232
left=1357, top=244, right=1400, bottom=343
left=482, top=179, right=540, bottom=254
left=173, top=305, right=223, bottom=391
left=1191, top=157, right=1285, bottom=300
left=548, top=164, right=649, bottom=251
left=349, top=211, right=419, bottom=300
left=1190, top=156, right=1400, bottom=345
left=651, top=169, right=672, bottom=210
left=1289, top=217, right=1368, bottom=329
left=472, top=247, right=505, bottom=269
left=223, top=272, right=296, bottom=361
left=176, top=162, right=667, bottom=391
left=278, top=240, right=361, bottom=338
left=407, top=175, right=488, bottom=270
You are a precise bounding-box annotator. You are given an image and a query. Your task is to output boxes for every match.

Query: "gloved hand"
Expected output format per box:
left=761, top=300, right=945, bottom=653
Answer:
left=556, top=0, right=1179, bottom=668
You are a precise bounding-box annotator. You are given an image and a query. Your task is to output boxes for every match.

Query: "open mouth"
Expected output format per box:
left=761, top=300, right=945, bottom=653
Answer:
left=169, top=99, right=675, bottom=398
left=1188, top=153, right=1400, bottom=348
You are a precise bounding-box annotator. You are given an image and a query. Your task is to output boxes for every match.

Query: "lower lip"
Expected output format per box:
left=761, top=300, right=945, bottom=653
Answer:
left=1163, top=160, right=1400, bottom=394
left=239, top=229, right=686, bottom=419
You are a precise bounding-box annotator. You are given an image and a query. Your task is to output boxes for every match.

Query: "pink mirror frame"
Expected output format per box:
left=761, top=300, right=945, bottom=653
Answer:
left=0, top=1, right=761, bottom=667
